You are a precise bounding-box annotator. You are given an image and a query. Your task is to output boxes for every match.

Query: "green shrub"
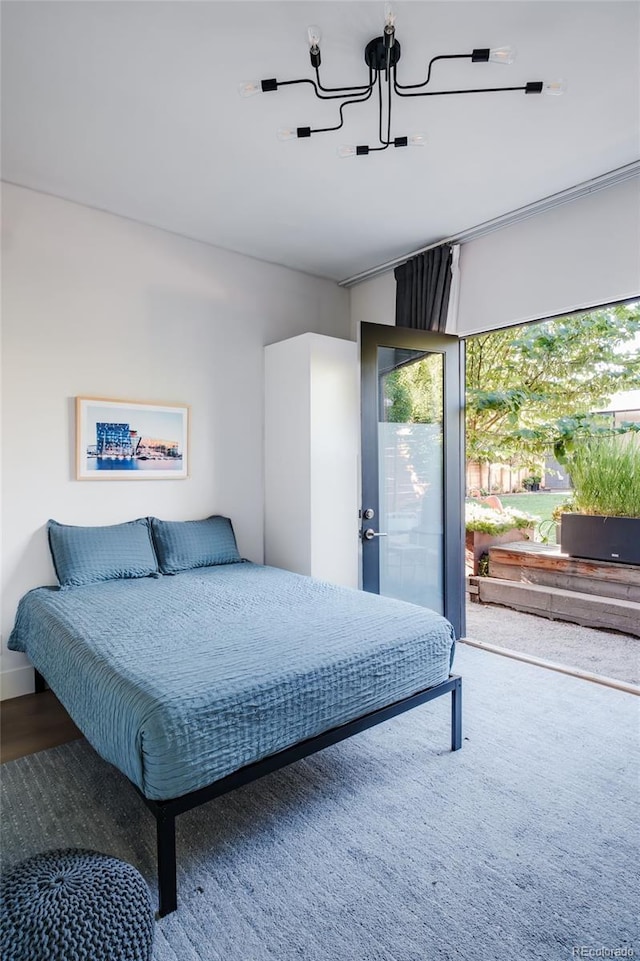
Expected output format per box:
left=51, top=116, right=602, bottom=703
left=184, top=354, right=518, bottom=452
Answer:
left=568, top=435, right=640, bottom=518
left=465, top=502, right=539, bottom=535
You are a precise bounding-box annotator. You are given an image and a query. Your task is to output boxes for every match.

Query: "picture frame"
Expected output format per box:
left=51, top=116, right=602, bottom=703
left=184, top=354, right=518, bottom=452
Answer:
left=76, top=397, right=189, bottom=480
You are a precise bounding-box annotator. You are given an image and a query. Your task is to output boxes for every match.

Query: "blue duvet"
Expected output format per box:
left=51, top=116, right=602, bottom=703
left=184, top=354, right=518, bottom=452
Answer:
left=9, top=563, right=455, bottom=801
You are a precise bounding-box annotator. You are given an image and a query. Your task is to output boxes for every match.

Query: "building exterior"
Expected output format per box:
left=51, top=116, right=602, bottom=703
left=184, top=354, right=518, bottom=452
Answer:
left=136, top=438, right=180, bottom=458
left=96, top=422, right=135, bottom=456
left=94, top=423, right=179, bottom=460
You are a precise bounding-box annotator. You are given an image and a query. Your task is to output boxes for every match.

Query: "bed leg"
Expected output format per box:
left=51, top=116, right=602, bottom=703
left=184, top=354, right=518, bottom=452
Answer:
left=156, top=810, right=177, bottom=917
left=451, top=677, right=462, bottom=751
left=34, top=670, right=46, bottom=694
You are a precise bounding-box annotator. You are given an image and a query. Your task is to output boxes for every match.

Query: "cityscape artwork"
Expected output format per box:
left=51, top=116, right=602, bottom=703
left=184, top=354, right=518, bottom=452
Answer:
left=76, top=397, right=189, bottom=480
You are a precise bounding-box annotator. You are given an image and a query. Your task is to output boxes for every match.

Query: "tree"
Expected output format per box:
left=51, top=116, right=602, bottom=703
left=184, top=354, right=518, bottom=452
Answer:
left=384, top=355, right=443, bottom=424
left=465, top=303, right=640, bottom=469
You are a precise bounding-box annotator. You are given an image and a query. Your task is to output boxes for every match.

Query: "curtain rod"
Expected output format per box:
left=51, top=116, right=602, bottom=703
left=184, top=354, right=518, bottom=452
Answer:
left=338, top=160, right=640, bottom=288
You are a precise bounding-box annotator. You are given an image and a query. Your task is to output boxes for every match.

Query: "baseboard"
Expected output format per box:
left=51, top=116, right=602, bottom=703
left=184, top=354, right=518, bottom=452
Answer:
left=0, top=666, right=35, bottom=700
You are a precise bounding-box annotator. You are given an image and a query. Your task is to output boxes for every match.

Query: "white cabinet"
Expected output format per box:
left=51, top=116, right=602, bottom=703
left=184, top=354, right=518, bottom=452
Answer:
left=264, top=333, right=359, bottom=588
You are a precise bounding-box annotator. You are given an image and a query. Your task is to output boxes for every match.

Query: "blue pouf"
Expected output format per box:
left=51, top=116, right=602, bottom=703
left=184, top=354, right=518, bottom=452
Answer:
left=0, top=849, right=154, bottom=961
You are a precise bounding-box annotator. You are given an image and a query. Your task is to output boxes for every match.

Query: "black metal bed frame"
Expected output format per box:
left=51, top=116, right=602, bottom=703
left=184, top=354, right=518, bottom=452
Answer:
left=35, top=669, right=462, bottom=916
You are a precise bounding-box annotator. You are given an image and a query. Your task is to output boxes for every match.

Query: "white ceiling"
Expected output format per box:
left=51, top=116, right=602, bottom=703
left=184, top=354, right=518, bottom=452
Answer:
left=2, top=1, right=639, bottom=282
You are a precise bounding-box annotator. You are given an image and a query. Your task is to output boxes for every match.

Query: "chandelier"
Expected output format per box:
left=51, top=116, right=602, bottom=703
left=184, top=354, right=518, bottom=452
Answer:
left=239, top=5, right=565, bottom=157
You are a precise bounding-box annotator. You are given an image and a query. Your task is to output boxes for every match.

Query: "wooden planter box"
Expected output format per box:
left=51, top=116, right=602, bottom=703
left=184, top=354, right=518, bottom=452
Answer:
left=560, top=513, right=640, bottom=566
left=465, top=528, right=535, bottom=575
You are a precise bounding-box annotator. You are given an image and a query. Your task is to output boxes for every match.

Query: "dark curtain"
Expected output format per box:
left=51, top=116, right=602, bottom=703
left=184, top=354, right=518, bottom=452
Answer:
left=394, top=244, right=453, bottom=332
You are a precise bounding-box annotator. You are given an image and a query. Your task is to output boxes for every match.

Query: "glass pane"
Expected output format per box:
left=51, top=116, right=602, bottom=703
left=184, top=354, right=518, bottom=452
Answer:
left=377, top=347, right=444, bottom=612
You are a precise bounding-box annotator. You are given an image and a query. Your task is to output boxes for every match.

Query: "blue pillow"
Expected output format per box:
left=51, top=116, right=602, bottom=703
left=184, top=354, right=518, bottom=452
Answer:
left=150, top=515, right=241, bottom=574
left=48, top=518, right=159, bottom=587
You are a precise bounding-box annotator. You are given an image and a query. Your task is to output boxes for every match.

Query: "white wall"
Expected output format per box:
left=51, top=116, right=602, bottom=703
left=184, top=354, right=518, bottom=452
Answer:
left=456, top=177, right=640, bottom=335
left=349, top=271, right=396, bottom=336
left=349, top=177, right=640, bottom=335
left=1, top=184, right=350, bottom=698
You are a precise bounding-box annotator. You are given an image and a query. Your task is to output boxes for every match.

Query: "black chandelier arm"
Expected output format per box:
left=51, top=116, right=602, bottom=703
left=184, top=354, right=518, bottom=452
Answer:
left=276, top=77, right=370, bottom=102
left=378, top=71, right=385, bottom=145
left=370, top=78, right=392, bottom=152
left=276, top=72, right=375, bottom=102
left=393, top=79, right=528, bottom=98
left=377, top=69, right=393, bottom=146
left=394, top=53, right=472, bottom=91
left=314, top=65, right=374, bottom=94
left=309, top=84, right=375, bottom=134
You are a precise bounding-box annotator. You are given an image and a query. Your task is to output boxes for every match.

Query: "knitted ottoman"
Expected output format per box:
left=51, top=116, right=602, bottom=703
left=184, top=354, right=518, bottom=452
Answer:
left=0, top=849, right=154, bottom=961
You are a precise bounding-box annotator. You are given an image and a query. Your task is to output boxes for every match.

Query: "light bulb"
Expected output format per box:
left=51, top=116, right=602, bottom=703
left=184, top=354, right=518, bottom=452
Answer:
left=489, top=45, right=516, bottom=65
left=384, top=3, right=396, bottom=28
left=307, top=24, right=321, bottom=50
left=238, top=80, right=261, bottom=98
left=277, top=127, right=298, bottom=142
left=338, top=145, right=357, bottom=159
left=307, top=24, right=322, bottom=66
left=408, top=134, right=426, bottom=147
left=543, top=79, right=567, bottom=96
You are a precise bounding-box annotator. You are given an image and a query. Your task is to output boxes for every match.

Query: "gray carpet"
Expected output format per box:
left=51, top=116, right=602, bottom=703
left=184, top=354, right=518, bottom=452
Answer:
left=2, top=645, right=638, bottom=961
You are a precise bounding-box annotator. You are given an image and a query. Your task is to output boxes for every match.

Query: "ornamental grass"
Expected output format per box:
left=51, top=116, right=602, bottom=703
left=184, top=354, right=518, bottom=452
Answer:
left=569, top=435, right=640, bottom=518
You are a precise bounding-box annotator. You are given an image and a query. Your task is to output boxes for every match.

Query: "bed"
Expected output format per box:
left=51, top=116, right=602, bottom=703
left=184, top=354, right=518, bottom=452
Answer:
left=8, top=517, right=462, bottom=915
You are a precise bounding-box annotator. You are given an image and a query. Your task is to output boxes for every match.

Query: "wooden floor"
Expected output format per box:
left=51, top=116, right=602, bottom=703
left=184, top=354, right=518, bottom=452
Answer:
left=1, top=690, right=82, bottom=763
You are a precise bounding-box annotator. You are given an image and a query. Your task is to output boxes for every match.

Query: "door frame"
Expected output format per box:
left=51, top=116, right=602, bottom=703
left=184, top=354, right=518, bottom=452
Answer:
left=360, top=322, right=466, bottom=637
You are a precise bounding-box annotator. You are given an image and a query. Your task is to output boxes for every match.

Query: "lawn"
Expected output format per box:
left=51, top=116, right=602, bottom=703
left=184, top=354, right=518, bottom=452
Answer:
left=498, top=491, right=571, bottom=542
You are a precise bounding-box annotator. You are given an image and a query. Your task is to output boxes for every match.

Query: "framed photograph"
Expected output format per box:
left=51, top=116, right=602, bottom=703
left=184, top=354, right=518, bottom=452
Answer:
left=76, top=397, right=189, bottom=480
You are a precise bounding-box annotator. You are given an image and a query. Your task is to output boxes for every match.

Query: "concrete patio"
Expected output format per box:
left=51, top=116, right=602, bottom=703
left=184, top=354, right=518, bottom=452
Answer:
left=464, top=600, right=640, bottom=687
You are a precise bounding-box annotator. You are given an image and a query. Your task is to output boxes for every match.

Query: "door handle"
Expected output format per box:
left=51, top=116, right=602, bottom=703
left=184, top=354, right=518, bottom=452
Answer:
left=363, top=528, right=388, bottom=540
